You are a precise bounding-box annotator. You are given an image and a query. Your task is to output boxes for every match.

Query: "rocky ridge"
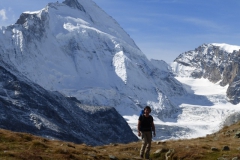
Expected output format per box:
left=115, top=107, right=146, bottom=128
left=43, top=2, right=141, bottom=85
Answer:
left=172, top=43, right=240, bottom=104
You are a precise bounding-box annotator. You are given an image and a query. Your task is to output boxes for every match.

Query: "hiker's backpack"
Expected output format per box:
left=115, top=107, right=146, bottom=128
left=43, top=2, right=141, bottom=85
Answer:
left=139, top=109, right=144, bottom=116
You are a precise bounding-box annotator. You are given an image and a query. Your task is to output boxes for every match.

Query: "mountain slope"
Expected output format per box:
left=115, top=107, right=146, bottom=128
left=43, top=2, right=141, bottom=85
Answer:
left=0, top=58, right=138, bottom=145
left=0, top=0, right=185, bottom=121
left=1, top=119, right=240, bottom=160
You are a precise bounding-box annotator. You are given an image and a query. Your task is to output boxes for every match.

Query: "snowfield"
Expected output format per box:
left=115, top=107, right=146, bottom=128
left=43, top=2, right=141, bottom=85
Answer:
left=125, top=76, right=240, bottom=141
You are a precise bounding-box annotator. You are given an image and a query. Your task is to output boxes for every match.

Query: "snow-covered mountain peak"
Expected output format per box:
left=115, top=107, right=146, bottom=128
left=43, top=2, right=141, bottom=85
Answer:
left=195, top=43, right=240, bottom=55
left=0, top=0, right=186, bottom=122
left=211, top=43, right=240, bottom=53
left=45, top=0, right=138, bottom=49
left=172, top=43, right=240, bottom=78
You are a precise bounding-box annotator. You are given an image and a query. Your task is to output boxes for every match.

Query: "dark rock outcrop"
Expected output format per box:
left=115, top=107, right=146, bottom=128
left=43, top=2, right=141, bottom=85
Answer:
left=63, top=0, right=86, bottom=12
left=0, top=62, right=138, bottom=145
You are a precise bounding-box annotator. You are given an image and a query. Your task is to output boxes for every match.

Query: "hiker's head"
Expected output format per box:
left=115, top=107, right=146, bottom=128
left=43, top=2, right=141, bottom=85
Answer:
left=144, top=106, right=151, bottom=113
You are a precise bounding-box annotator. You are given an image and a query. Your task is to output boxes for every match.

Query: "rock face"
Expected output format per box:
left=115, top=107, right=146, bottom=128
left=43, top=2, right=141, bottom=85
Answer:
left=0, top=60, right=138, bottom=145
left=172, top=43, right=240, bottom=104
left=63, top=0, right=86, bottom=11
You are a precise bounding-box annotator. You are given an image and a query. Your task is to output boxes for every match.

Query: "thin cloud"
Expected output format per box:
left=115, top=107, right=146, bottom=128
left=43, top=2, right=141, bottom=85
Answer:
left=183, top=17, right=224, bottom=31
left=153, top=13, right=226, bottom=32
left=0, top=9, right=8, bottom=21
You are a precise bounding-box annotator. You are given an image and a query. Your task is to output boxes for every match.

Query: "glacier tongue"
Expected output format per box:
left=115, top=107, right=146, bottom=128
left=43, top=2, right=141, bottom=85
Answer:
left=126, top=77, right=240, bottom=141
left=167, top=42, right=240, bottom=141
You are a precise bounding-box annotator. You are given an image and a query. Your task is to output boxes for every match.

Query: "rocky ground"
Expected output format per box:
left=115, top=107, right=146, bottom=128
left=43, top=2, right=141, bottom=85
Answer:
left=1, top=121, right=240, bottom=160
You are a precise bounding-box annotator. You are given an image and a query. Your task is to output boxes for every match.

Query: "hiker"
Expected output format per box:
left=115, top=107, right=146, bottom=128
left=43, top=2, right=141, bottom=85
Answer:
left=137, top=106, right=156, bottom=159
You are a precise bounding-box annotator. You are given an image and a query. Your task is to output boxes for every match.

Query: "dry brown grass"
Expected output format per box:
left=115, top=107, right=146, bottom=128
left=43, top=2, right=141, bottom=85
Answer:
left=1, top=121, right=240, bottom=159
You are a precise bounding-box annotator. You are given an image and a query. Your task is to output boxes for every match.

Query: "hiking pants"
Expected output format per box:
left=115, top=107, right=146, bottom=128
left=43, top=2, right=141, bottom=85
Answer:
left=140, top=131, right=152, bottom=159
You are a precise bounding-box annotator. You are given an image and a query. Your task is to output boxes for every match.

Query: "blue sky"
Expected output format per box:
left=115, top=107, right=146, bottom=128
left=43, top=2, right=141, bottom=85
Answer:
left=0, top=0, right=240, bottom=62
